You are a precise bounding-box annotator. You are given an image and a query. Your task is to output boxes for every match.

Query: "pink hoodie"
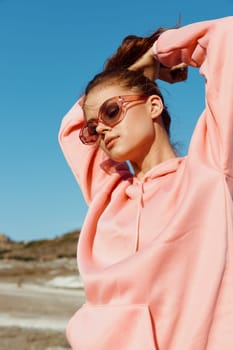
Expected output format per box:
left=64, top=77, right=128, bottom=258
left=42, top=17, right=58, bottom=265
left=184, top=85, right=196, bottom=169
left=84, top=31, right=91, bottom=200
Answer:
left=59, top=17, right=233, bottom=350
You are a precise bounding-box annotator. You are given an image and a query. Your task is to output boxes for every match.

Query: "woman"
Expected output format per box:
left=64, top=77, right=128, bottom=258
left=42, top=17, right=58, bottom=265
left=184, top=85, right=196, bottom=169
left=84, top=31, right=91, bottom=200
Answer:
left=59, top=17, right=233, bottom=349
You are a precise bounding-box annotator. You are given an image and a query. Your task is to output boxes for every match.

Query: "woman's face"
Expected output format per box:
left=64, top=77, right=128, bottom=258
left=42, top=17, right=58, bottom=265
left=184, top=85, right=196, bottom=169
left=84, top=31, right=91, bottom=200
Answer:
left=84, top=85, right=162, bottom=164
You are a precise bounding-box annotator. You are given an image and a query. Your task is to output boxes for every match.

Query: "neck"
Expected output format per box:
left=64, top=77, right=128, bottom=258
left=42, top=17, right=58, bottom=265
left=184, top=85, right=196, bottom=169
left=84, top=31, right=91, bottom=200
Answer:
left=131, top=131, right=177, bottom=180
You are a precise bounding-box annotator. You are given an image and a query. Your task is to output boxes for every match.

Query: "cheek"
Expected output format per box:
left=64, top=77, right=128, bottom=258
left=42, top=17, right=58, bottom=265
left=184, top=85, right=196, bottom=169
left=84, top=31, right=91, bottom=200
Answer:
left=125, top=118, right=155, bottom=141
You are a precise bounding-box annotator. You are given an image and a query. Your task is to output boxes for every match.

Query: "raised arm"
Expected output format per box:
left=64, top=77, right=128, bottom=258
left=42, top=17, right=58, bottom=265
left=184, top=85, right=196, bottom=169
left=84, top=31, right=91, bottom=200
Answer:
left=58, top=99, right=130, bottom=205
left=153, top=17, right=233, bottom=175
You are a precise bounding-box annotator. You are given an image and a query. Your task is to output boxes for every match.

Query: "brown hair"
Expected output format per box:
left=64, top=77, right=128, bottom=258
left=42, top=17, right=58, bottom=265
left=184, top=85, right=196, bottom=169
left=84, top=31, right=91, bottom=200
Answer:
left=104, top=28, right=166, bottom=71
left=84, top=28, right=172, bottom=135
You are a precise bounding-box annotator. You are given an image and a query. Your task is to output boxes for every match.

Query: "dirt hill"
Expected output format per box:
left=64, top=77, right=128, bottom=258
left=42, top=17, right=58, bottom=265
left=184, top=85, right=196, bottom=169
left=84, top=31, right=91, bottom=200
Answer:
left=0, top=230, right=80, bottom=261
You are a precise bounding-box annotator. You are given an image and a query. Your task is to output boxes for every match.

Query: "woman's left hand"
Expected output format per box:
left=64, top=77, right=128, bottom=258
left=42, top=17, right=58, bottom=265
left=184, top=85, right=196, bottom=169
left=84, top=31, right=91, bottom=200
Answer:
left=129, top=47, right=160, bottom=81
left=159, top=62, right=188, bottom=83
left=129, top=47, right=188, bottom=83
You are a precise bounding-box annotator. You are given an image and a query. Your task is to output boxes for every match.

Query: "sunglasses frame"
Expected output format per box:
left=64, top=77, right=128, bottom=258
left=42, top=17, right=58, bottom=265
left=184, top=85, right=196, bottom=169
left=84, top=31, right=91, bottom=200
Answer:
left=79, top=94, right=149, bottom=145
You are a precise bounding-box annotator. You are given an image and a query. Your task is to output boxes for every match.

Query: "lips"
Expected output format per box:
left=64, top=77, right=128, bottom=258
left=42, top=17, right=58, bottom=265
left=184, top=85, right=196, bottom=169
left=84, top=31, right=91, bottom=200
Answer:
left=104, top=136, right=119, bottom=149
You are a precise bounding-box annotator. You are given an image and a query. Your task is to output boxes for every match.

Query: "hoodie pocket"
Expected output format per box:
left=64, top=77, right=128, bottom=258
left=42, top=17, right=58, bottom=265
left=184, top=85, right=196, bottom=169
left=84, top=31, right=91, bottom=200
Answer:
left=66, top=303, right=157, bottom=350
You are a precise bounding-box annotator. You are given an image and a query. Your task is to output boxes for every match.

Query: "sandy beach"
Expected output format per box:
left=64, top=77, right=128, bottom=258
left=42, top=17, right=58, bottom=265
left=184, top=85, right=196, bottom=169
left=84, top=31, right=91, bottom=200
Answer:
left=0, top=257, right=85, bottom=350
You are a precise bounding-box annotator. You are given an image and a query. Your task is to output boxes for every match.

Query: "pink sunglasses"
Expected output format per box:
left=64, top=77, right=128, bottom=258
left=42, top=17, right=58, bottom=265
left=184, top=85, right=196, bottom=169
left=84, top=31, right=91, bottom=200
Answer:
left=79, top=94, right=149, bottom=145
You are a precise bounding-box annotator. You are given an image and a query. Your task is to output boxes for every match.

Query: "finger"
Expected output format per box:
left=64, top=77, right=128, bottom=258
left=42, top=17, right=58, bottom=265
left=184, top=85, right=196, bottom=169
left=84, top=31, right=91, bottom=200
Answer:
left=170, top=62, right=187, bottom=71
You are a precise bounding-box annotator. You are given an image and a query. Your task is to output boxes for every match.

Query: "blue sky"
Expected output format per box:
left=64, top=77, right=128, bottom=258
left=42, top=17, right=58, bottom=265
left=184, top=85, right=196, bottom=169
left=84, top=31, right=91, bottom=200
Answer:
left=0, top=0, right=232, bottom=241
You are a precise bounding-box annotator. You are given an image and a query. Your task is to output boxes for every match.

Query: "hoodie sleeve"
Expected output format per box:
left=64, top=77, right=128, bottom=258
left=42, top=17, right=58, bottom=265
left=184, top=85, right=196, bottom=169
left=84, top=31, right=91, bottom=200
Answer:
left=58, top=99, right=130, bottom=205
left=153, top=17, right=233, bottom=176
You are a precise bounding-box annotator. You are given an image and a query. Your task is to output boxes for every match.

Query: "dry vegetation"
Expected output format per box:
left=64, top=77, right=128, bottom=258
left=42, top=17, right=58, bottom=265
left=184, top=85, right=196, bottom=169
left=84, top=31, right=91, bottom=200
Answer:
left=0, top=230, right=80, bottom=261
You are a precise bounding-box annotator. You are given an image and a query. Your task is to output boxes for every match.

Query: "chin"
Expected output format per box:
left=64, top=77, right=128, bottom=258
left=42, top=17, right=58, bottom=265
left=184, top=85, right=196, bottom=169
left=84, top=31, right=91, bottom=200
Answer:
left=110, top=155, right=127, bottom=163
left=107, top=151, right=128, bottom=163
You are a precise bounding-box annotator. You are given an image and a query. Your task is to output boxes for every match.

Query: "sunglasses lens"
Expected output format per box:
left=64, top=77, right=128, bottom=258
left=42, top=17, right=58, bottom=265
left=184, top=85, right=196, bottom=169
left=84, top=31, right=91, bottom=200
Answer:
left=101, top=100, right=121, bottom=125
left=80, top=121, right=98, bottom=144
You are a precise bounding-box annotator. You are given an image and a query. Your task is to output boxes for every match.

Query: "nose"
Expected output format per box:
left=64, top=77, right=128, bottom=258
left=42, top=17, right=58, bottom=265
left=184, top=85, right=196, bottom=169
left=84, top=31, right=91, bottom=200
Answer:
left=96, top=122, right=112, bottom=135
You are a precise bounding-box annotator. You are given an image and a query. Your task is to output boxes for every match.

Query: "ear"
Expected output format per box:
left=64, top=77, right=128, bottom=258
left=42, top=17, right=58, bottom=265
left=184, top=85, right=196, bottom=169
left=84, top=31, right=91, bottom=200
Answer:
left=147, top=95, right=164, bottom=120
